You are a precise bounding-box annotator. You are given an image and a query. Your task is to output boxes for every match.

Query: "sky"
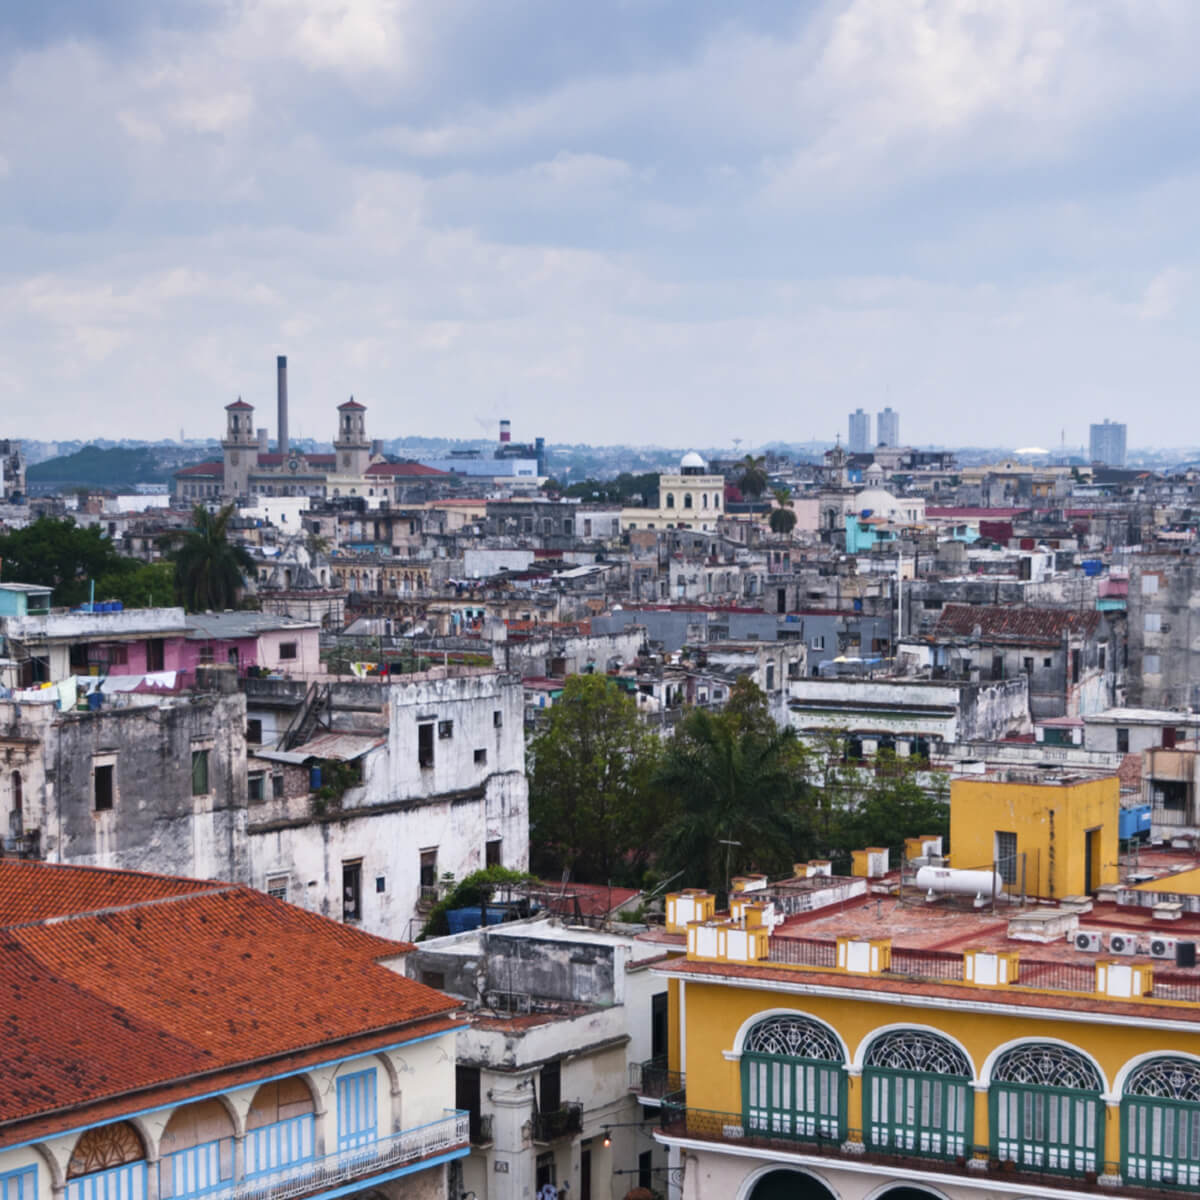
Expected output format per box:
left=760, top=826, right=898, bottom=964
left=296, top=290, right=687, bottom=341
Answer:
left=2, top=0, right=1199, bottom=451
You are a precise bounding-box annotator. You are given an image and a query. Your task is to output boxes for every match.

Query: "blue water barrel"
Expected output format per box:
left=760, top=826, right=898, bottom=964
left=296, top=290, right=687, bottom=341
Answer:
left=309, top=765, right=322, bottom=790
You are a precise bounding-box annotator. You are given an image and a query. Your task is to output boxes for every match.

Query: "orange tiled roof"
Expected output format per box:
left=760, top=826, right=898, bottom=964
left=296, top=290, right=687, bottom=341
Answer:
left=0, top=860, right=226, bottom=924
left=0, top=862, right=458, bottom=1136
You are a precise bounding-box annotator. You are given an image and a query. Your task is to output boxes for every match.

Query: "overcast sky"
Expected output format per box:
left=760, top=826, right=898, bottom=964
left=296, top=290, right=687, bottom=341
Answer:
left=2, top=1, right=1198, bottom=450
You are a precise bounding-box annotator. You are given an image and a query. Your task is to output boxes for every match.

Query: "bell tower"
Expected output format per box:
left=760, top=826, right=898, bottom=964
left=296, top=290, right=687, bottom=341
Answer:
left=222, top=397, right=257, bottom=498
left=334, top=397, right=370, bottom=478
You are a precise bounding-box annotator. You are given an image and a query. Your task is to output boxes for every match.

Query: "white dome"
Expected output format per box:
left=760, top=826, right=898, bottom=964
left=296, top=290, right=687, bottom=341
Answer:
left=680, top=451, right=706, bottom=470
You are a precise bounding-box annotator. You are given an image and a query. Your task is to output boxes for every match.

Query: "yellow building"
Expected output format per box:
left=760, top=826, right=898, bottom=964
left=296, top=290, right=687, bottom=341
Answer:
left=950, top=771, right=1119, bottom=899
left=621, top=452, right=725, bottom=534
left=650, top=822, right=1200, bottom=1199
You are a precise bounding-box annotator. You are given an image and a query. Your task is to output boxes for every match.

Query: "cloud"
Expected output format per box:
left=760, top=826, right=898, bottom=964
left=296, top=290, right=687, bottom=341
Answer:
left=2, top=0, right=1200, bottom=449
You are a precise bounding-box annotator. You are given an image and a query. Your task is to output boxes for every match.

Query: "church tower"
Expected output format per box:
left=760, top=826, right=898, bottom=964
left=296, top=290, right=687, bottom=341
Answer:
left=221, top=397, right=257, bottom=498
left=334, top=397, right=370, bottom=479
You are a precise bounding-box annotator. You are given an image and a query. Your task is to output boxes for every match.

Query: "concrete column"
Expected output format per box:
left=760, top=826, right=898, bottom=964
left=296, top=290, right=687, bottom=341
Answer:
left=231, top=1136, right=245, bottom=1185
left=1102, top=1100, right=1123, bottom=1184
left=488, top=1080, right=535, bottom=1200
left=845, top=1071, right=864, bottom=1141
left=667, top=1143, right=683, bottom=1200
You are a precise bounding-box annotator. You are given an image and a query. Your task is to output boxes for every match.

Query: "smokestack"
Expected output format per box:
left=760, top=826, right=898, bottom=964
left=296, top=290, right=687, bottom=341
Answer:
left=277, top=355, right=289, bottom=458
left=257, top=427, right=269, bottom=455
left=499, top=419, right=511, bottom=444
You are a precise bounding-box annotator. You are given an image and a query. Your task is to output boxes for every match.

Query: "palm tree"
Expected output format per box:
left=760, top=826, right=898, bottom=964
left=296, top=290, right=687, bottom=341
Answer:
left=654, top=705, right=810, bottom=894
left=168, top=504, right=255, bottom=612
left=737, top=454, right=768, bottom=498
left=768, top=486, right=797, bottom=535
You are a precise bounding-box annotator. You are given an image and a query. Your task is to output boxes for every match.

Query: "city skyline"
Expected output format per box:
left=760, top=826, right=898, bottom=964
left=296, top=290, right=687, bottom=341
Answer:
left=3, top=3, right=1198, bottom=448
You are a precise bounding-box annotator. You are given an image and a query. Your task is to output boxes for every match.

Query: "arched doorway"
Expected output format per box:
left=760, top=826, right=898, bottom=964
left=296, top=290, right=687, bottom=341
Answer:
left=862, top=1029, right=973, bottom=1160
left=741, top=1014, right=847, bottom=1142
left=1123, top=1055, right=1200, bottom=1187
left=990, top=1043, right=1103, bottom=1175
left=245, top=1076, right=316, bottom=1177
left=872, top=1190, right=945, bottom=1200
left=747, top=1168, right=836, bottom=1200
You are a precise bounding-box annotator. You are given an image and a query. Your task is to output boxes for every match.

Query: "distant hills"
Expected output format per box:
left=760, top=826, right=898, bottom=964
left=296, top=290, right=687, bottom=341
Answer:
left=27, top=446, right=198, bottom=491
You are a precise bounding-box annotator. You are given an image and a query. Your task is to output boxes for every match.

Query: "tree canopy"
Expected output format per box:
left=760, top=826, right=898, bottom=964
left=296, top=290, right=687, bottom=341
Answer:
left=768, top=485, right=797, bottom=535
left=737, top=454, right=768, bottom=498
left=166, top=504, right=255, bottom=612
left=528, top=674, right=663, bottom=884
left=654, top=680, right=814, bottom=892
left=0, top=517, right=131, bottom=607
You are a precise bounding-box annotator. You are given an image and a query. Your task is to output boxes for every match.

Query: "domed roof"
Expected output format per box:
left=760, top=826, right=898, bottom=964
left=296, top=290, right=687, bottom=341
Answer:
left=680, top=451, right=706, bottom=470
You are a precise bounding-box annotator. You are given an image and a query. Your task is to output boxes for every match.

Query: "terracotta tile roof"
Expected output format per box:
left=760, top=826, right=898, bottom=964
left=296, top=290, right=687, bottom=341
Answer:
left=365, top=462, right=449, bottom=477
left=0, top=860, right=225, bottom=925
left=933, top=603, right=1100, bottom=643
left=0, top=862, right=458, bottom=1136
left=174, top=461, right=225, bottom=478
left=657, top=957, right=1200, bottom=1025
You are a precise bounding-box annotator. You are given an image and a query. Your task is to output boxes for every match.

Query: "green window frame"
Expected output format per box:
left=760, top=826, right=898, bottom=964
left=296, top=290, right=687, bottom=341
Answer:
left=1123, top=1056, right=1200, bottom=1188
left=863, top=1030, right=972, bottom=1160
left=191, top=749, right=209, bottom=796
left=990, top=1044, right=1103, bottom=1177
left=740, top=1015, right=847, bottom=1143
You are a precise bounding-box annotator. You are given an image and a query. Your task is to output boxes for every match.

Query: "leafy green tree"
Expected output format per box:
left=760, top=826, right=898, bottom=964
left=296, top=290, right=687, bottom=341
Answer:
left=654, top=684, right=812, bottom=894
left=419, top=865, right=538, bottom=939
left=818, top=747, right=949, bottom=869
left=768, top=486, right=797, bottom=535
left=166, top=504, right=255, bottom=612
left=0, top=517, right=127, bottom=606
left=737, top=454, right=768, bottom=498
left=528, top=675, right=662, bottom=884
left=95, top=561, right=178, bottom=608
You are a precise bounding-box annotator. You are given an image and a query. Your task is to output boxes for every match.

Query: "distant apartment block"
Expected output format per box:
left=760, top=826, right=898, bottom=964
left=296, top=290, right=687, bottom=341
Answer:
left=876, top=405, right=899, bottom=448
left=847, top=408, right=870, bottom=453
left=1090, top=418, right=1127, bottom=466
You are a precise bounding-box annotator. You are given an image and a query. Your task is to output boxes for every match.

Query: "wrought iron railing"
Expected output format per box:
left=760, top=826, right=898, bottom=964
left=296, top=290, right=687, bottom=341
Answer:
left=629, top=1056, right=685, bottom=1101
left=162, top=1111, right=468, bottom=1200
left=766, top=937, right=837, bottom=968
left=657, top=1107, right=1162, bottom=1197
left=532, top=1103, right=583, bottom=1143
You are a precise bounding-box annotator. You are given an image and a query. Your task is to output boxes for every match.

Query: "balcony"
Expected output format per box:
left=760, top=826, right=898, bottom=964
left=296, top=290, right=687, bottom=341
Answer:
left=656, top=1106, right=1189, bottom=1199
left=469, top=1113, right=493, bottom=1147
left=629, top=1056, right=686, bottom=1105
left=531, top=1102, right=583, bottom=1144
left=157, top=1111, right=468, bottom=1200
left=0, top=831, right=40, bottom=859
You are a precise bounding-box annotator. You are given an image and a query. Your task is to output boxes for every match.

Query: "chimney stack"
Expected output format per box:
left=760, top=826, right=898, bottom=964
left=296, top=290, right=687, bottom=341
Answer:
left=257, top=427, right=269, bottom=454
left=277, top=355, right=289, bottom=458
left=499, top=419, right=511, bottom=444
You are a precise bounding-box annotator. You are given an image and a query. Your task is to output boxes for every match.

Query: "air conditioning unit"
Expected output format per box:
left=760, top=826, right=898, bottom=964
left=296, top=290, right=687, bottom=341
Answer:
left=1073, top=931, right=1103, bottom=952
left=1149, top=936, right=1178, bottom=960
left=1108, top=932, right=1139, bottom=955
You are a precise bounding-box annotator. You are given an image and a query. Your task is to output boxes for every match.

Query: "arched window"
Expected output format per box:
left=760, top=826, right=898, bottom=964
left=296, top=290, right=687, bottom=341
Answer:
left=246, top=1077, right=316, bottom=1178
left=665, top=493, right=675, bottom=509
left=1123, top=1056, right=1200, bottom=1187
left=991, top=1044, right=1103, bottom=1176
left=702, top=493, right=708, bottom=508
left=683, top=494, right=693, bottom=509
left=67, top=1122, right=146, bottom=1200
left=863, top=1030, right=972, bottom=1160
left=10, top=770, right=22, bottom=827
left=159, top=1100, right=235, bottom=1199
left=741, top=1015, right=846, bottom=1141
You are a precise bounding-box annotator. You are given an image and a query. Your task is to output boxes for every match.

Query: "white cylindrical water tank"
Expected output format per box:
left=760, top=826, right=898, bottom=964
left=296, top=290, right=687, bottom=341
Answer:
left=916, top=866, right=1004, bottom=898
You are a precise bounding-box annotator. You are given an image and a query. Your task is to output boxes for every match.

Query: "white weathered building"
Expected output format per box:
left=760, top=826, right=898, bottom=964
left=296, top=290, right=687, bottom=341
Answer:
left=405, top=917, right=672, bottom=1200
left=246, top=671, right=529, bottom=939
